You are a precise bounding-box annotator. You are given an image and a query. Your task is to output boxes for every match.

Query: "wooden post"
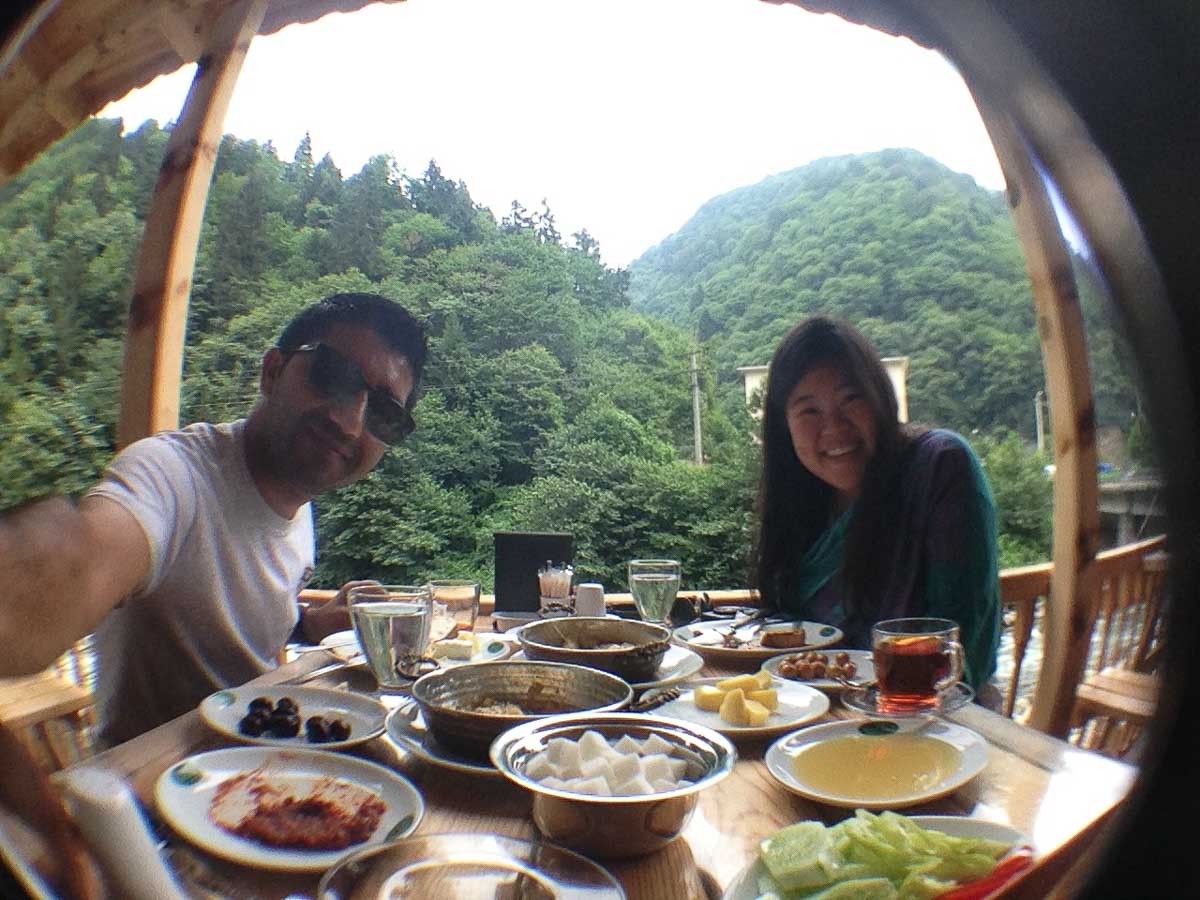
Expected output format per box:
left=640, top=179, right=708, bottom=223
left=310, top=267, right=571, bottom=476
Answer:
left=971, top=94, right=1102, bottom=738
left=116, top=0, right=268, bottom=447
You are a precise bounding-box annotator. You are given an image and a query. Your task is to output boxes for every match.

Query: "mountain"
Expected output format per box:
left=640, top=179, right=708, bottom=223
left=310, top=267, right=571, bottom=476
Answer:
left=627, top=149, right=1137, bottom=435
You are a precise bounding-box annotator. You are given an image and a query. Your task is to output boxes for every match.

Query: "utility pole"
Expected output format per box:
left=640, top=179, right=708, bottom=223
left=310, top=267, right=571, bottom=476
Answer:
left=1034, top=389, right=1046, bottom=452
left=690, top=351, right=704, bottom=465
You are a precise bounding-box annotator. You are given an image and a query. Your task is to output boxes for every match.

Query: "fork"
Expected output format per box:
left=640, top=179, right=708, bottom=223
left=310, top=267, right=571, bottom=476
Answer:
left=629, top=687, right=682, bottom=712
left=716, top=608, right=773, bottom=647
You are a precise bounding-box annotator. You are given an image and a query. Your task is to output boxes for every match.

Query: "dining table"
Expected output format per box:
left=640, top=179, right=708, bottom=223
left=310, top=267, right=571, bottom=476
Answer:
left=59, top=614, right=1138, bottom=899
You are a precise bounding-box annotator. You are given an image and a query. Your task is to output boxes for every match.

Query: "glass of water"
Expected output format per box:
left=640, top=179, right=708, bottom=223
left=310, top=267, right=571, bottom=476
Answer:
left=348, top=584, right=435, bottom=688
left=427, top=579, right=481, bottom=633
left=627, top=559, right=681, bottom=626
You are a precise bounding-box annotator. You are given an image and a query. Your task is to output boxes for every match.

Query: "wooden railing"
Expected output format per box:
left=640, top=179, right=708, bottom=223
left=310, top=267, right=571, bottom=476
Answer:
left=998, top=561, right=1052, bottom=719
left=299, top=542, right=1169, bottom=753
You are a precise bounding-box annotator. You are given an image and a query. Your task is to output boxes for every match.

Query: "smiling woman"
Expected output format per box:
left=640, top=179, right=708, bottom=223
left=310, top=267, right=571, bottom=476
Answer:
left=0, top=2, right=1198, bottom=898
left=755, top=316, right=1002, bottom=693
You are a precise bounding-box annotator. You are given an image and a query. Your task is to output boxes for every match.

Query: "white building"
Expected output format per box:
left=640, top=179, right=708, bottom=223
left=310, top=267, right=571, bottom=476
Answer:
left=737, top=357, right=910, bottom=422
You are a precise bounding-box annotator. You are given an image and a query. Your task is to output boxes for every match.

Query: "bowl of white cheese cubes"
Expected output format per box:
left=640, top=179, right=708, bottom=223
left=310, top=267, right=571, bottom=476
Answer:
left=490, top=711, right=736, bottom=858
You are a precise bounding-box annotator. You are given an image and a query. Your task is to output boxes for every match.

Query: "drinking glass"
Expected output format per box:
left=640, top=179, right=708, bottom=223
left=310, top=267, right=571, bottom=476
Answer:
left=427, top=579, right=481, bottom=635
left=348, top=584, right=435, bottom=688
left=627, top=559, right=681, bottom=625
left=871, top=617, right=965, bottom=713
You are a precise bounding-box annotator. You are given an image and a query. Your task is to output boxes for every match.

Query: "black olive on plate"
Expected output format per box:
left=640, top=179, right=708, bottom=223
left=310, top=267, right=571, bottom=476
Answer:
left=305, top=716, right=329, bottom=743
left=274, top=696, right=298, bottom=714
left=327, top=719, right=351, bottom=742
left=238, top=713, right=268, bottom=737
left=267, top=711, right=301, bottom=738
left=247, top=697, right=273, bottom=714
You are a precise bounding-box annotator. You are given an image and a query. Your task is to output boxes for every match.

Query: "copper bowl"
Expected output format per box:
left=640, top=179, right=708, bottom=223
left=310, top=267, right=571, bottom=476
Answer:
left=409, top=661, right=633, bottom=759
left=490, top=712, right=737, bottom=859
left=516, top=617, right=672, bottom=683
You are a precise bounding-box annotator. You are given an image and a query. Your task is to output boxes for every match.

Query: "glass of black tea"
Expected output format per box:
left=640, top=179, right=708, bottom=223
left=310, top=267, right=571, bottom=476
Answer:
left=871, top=618, right=964, bottom=713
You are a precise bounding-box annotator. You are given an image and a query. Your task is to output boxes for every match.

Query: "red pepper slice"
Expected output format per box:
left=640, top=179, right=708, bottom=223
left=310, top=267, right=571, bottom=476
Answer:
left=938, top=847, right=1035, bottom=900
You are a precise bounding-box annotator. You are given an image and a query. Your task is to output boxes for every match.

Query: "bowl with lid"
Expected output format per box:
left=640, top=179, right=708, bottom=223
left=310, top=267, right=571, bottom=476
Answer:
left=515, top=617, right=672, bottom=683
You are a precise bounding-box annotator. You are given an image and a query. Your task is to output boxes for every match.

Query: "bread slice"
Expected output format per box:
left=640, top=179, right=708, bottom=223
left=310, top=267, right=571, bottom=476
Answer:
left=760, top=626, right=808, bottom=649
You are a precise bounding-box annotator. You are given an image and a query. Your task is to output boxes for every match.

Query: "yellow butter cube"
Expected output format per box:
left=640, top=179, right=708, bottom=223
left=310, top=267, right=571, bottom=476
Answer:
left=694, top=685, right=726, bottom=711
left=748, top=688, right=778, bottom=711
left=717, top=674, right=760, bottom=692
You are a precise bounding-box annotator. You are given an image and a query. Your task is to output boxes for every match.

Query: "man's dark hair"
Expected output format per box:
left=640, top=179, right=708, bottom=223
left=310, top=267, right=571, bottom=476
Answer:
left=277, top=293, right=428, bottom=407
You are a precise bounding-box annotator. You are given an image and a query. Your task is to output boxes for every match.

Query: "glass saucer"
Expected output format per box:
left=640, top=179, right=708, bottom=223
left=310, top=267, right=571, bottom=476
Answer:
left=841, top=682, right=974, bottom=718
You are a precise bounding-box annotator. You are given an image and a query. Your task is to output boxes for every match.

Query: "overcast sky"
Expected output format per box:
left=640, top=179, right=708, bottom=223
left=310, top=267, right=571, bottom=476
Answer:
left=102, top=0, right=1003, bottom=268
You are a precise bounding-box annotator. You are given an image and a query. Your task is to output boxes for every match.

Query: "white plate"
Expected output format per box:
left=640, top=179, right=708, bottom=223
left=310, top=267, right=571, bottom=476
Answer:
left=384, top=701, right=502, bottom=778
left=154, top=747, right=423, bottom=872
left=764, top=717, right=989, bottom=809
left=319, top=629, right=364, bottom=663
left=721, top=816, right=1027, bottom=899
left=761, top=649, right=876, bottom=692
left=508, top=644, right=705, bottom=690
left=318, top=630, right=516, bottom=667
left=646, top=676, right=829, bottom=739
left=200, top=685, right=386, bottom=751
left=672, top=620, right=843, bottom=664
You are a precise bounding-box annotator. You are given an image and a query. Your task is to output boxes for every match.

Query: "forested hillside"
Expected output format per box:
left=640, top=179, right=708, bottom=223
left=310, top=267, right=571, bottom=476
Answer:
left=628, top=149, right=1138, bottom=434
left=0, top=117, right=759, bottom=590
left=1, top=125, right=1059, bottom=587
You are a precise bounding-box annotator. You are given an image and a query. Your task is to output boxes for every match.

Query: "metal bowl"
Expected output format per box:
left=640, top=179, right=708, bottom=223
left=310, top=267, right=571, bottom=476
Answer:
left=516, top=617, right=672, bottom=683
left=316, top=833, right=624, bottom=898
left=409, top=661, right=633, bottom=759
left=490, top=711, right=737, bottom=859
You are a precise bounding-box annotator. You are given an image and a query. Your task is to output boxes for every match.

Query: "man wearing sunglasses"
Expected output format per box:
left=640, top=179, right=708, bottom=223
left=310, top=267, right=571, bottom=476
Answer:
left=0, top=292, right=426, bottom=745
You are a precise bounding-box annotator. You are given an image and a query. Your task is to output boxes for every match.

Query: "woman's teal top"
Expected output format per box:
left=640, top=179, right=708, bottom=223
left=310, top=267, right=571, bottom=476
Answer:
left=780, top=429, right=1002, bottom=690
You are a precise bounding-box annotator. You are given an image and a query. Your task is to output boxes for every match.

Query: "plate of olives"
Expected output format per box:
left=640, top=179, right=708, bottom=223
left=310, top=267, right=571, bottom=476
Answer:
left=199, top=686, right=387, bottom=751
left=760, top=649, right=876, bottom=693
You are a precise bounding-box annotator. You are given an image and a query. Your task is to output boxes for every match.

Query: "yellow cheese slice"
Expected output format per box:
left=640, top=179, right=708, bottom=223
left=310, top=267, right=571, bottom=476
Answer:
left=748, top=688, right=778, bottom=711
left=694, top=685, right=726, bottom=711
left=716, top=674, right=760, bottom=692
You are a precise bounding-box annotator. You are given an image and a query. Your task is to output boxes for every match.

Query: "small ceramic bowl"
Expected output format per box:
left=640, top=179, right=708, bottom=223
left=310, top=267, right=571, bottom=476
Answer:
left=409, top=661, right=633, bottom=759
left=516, top=617, right=672, bottom=683
left=490, top=711, right=737, bottom=859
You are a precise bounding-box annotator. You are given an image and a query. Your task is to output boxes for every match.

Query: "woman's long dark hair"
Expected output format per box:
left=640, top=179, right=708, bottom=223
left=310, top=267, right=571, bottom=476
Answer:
left=754, top=316, right=922, bottom=615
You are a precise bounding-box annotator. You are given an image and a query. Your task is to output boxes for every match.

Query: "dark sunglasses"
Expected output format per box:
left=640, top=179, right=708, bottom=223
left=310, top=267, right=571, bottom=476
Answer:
left=285, top=342, right=414, bottom=445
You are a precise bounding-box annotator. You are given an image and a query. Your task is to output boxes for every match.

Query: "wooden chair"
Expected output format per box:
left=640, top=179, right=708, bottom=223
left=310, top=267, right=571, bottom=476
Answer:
left=0, top=639, right=97, bottom=773
left=0, top=720, right=104, bottom=899
left=1070, top=542, right=1169, bottom=757
left=999, top=538, right=1167, bottom=759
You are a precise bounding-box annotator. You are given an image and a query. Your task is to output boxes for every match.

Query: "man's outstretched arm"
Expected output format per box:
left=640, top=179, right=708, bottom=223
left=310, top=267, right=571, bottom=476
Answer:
left=0, top=495, right=150, bottom=675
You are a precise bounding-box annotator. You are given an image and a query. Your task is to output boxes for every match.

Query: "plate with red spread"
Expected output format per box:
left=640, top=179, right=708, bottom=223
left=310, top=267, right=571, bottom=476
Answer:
left=155, top=747, right=424, bottom=871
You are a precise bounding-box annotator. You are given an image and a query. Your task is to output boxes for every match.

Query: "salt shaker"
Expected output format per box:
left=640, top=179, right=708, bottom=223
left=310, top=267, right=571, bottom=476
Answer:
left=575, top=582, right=606, bottom=617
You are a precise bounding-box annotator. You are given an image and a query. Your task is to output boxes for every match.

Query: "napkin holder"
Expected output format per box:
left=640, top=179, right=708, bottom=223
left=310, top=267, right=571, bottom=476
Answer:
left=493, top=531, right=573, bottom=628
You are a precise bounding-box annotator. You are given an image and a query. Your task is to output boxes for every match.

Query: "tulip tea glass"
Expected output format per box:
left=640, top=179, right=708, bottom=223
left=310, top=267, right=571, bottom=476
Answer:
left=871, top=617, right=965, bottom=713
left=627, top=559, right=681, bottom=626
left=348, top=584, right=435, bottom=688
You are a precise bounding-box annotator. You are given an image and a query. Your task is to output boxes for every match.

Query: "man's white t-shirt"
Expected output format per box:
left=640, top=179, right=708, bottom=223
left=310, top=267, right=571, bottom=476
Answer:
left=88, top=420, right=314, bottom=745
